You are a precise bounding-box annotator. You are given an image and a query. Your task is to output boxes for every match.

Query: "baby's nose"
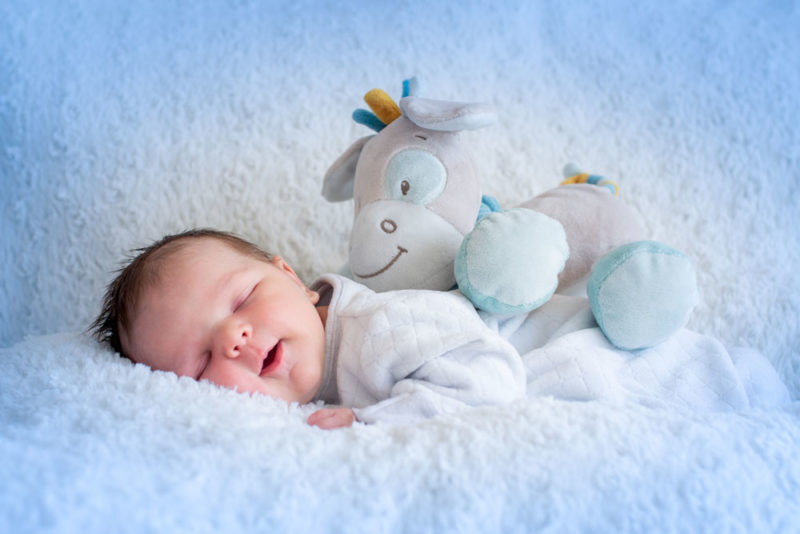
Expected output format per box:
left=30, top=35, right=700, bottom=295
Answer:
left=219, top=322, right=252, bottom=359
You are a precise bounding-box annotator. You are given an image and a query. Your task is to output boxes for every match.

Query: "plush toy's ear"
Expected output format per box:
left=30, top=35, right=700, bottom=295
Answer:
left=322, top=135, right=374, bottom=202
left=399, top=97, right=497, bottom=132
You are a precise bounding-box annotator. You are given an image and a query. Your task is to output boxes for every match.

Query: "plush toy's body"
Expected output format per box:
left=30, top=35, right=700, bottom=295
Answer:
left=503, top=182, right=647, bottom=297
left=323, top=79, right=697, bottom=350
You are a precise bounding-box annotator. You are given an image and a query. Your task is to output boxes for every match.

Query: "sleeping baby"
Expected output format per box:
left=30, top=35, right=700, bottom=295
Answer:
left=92, top=229, right=789, bottom=429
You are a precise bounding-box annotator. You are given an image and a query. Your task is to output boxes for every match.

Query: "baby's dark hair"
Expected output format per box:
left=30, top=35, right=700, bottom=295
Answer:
left=91, top=228, right=272, bottom=358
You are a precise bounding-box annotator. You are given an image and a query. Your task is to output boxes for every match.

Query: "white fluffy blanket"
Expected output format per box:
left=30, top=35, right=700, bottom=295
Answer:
left=1, top=1, right=799, bottom=532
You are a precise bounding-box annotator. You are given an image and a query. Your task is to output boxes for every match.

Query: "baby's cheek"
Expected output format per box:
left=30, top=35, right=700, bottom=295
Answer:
left=202, top=365, right=248, bottom=393
left=291, top=360, right=325, bottom=402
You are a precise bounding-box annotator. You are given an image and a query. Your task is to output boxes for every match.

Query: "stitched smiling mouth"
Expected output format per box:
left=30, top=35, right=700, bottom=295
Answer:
left=353, top=246, right=408, bottom=279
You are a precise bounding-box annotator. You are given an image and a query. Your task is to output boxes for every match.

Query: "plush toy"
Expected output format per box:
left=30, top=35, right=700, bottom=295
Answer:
left=322, top=78, right=698, bottom=350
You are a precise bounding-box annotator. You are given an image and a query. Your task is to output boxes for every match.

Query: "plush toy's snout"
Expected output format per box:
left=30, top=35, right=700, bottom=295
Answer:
left=348, top=200, right=464, bottom=292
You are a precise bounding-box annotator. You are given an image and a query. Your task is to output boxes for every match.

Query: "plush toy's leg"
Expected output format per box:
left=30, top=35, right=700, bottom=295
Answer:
left=587, top=241, right=698, bottom=350
left=455, top=209, right=570, bottom=315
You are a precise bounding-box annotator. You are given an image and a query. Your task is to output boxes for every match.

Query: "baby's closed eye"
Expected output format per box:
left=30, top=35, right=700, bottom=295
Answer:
left=233, top=283, right=257, bottom=311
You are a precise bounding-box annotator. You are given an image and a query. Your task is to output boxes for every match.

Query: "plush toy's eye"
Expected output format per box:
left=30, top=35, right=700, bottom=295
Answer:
left=384, top=149, right=446, bottom=205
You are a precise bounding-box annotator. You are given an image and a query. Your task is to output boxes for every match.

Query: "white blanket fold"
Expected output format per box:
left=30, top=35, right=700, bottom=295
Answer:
left=524, top=328, right=790, bottom=410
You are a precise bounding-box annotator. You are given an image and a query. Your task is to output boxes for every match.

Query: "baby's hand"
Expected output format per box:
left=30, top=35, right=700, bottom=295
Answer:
left=308, top=407, right=357, bottom=430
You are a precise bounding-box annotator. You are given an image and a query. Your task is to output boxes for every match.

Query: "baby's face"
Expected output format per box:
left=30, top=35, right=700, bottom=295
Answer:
left=122, top=238, right=326, bottom=403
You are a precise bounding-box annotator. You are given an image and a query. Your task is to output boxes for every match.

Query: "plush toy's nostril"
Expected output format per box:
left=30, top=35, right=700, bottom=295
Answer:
left=381, top=219, right=397, bottom=233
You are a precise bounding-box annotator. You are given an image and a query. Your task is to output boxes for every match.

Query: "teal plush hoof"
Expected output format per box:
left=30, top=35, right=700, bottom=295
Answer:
left=455, top=208, right=569, bottom=315
left=588, top=241, right=698, bottom=350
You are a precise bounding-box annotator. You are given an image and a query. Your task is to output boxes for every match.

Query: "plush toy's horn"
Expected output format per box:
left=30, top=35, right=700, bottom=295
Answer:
left=364, top=89, right=402, bottom=125
left=560, top=163, right=619, bottom=197
left=352, top=78, right=419, bottom=132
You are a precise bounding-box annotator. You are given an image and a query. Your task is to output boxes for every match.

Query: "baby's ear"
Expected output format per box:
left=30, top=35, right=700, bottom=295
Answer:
left=306, top=289, right=320, bottom=305
left=271, top=256, right=312, bottom=292
left=270, top=255, right=296, bottom=278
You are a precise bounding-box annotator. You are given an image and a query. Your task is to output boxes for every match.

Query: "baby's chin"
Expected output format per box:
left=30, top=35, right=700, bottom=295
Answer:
left=251, top=375, right=322, bottom=405
left=287, top=367, right=325, bottom=404
left=256, top=388, right=315, bottom=406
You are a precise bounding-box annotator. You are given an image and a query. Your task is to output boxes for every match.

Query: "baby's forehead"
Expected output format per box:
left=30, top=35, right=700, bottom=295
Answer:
left=150, top=237, right=277, bottom=298
left=128, top=239, right=225, bottom=315
left=126, top=240, right=242, bottom=349
left=169, top=235, right=234, bottom=258
left=158, top=236, right=249, bottom=269
left=153, top=238, right=239, bottom=280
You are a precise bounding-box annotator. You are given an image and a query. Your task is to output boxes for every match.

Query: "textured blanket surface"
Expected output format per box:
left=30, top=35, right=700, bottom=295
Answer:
left=1, top=1, right=799, bottom=532
left=2, top=333, right=799, bottom=534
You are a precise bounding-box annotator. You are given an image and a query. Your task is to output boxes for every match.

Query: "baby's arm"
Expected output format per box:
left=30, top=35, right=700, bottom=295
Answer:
left=350, top=337, right=526, bottom=425
left=319, top=288, right=527, bottom=427
left=307, top=346, right=523, bottom=429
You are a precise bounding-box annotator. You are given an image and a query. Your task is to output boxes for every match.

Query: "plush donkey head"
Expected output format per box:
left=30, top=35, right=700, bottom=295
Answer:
left=322, top=79, right=497, bottom=292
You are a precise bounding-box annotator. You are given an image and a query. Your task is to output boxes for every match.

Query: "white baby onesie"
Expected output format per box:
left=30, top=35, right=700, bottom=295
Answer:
left=311, top=274, right=527, bottom=424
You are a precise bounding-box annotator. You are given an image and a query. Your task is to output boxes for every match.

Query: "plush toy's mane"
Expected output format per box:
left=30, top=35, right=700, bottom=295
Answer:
left=352, top=78, right=420, bottom=132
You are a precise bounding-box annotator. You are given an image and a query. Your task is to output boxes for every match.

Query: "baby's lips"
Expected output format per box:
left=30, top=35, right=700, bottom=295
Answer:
left=259, top=340, right=283, bottom=376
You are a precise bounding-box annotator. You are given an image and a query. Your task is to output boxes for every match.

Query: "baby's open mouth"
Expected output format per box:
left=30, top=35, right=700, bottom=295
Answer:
left=260, top=341, right=282, bottom=376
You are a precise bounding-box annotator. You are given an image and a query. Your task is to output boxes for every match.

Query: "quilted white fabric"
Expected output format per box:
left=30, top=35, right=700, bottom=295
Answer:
left=313, top=275, right=526, bottom=424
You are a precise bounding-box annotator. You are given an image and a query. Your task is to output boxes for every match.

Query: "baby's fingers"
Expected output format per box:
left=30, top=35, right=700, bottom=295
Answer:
left=308, top=408, right=356, bottom=429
